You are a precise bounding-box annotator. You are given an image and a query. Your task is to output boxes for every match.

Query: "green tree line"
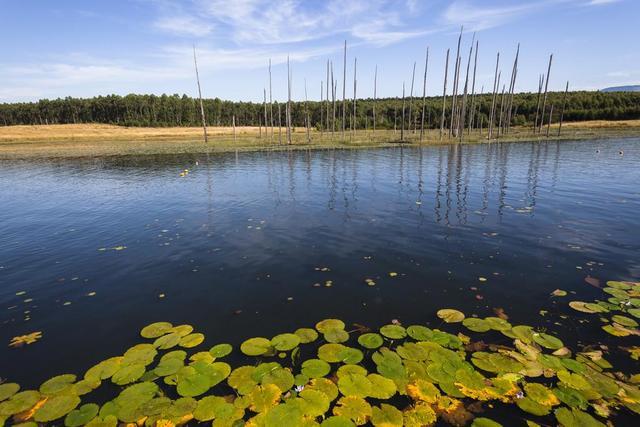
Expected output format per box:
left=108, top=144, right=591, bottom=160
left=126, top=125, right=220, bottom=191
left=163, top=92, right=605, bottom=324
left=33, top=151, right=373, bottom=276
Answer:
left=1, top=91, right=638, bottom=129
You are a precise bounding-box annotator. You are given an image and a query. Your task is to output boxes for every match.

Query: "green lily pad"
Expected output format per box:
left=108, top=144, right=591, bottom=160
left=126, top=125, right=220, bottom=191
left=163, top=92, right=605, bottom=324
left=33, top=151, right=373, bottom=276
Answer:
left=0, top=390, right=41, bottom=415
left=358, top=333, right=384, bottom=349
left=295, top=328, right=319, bottom=343
left=532, top=332, right=564, bottom=350
left=153, top=333, right=182, bottom=350
left=569, top=301, right=608, bottom=314
left=179, top=333, right=204, bottom=348
left=154, top=357, right=184, bottom=376
left=34, top=394, right=81, bottom=422
left=85, top=357, right=122, bottom=382
left=228, top=366, right=258, bottom=395
left=240, top=337, right=272, bottom=356
left=40, top=374, right=76, bottom=395
left=177, top=372, right=210, bottom=397
left=271, top=333, right=301, bottom=351
left=463, top=318, right=491, bottom=332
left=516, top=397, right=552, bottom=416
left=140, top=322, right=173, bottom=338
left=380, top=325, right=407, bottom=339
left=333, top=396, right=372, bottom=425
left=554, top=407, right=606, bottom=427
left=436, top=309, right=465, bottom=323
left=301, top=359, right=331, bottom=379
left=299, top=389, right=330, bottom=417
left=367, top=374, right=397, bottom=399
left=169, top=324, right=194, bottom=336
left=209, top=343, right=232, bottom=358
left=64, top=403, right=99, bottom=427
left=485, top=317, right=512, bottom=331
left=321, top=416, right=357, bottom=427
left=406, top=325, right=433, bottom=340
left=316, top=319, right=346, bottom=333
left=612, top=315, right=638, bottom=327
left=324, top=328, right=350, bottom=343
left=111, top=364, right=145, bottom=385
left=123, top=344, right=157, bottom=366
left=371, top=403, right=403, bottom=426
left=338, top=374, right=372, bottom=398
left=0, top=383, right=19, bottom=402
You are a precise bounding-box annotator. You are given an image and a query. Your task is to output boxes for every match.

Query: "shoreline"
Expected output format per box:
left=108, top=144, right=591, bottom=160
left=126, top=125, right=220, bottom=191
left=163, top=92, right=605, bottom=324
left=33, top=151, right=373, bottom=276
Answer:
left=0, top=121, right=639, bottom=159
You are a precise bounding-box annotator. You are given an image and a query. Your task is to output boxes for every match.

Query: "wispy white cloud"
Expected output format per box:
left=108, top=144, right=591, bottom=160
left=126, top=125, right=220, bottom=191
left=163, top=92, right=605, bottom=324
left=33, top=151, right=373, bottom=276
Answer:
left=154, top=15, right=214, bottom=37
left=586, top=0, right=620, bottom=5
left=443, top=1, right=548, bottom=31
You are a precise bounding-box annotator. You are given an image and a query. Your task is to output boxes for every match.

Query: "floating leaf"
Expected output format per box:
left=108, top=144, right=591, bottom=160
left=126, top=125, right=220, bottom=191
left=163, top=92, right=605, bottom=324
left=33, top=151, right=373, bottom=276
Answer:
left=338, top=374, right=372, bottom=398
left=295, top=328, right=319, bottom=344
left=333, top=396, right=372, bottom=426
left=179, top=333, right=204, bottom=348
left=436, top=309, right=465, bottom=323
left=569, top=301, right=607, bottom=314
left=367, top=374, right=397, bottom=400
left=271, top=333, right=301, bottom=351
left=140, top=322, right=173, bottom=338
left=111, top=364, right=145, bottom=385
left=463, top=318, right=491, bottom=333
left=321, top=415, right=356, bottom=426
left=40, top=374, right=76, bottom=395
left=301, top=359, right=331, bottom=379
left=316, top=319, right=346, bottom=333
left=516, top=397, right=552, bottom=416
left=380, top=325, right=406, bottom=340
left=532, top=333, right=564, bottom=350
left=248, top=384, right=281, bottom=413
left=472, top=418, right=503, bottom=427
left=0, top=383, right=20, bottom=402
left=371, top=403, right=403, bottom=426
left=0, top=390, right=41, bottom=415
left=240, top=337, right=272, bottom=356
left=64, top=403, right=99, bottom=427
left=552, top=289, right=567, bottom=297
left=612, top=315, right=638, bottom=327
left=406, top=325, right=432, bottom=340
left=299, top=389, right=330, bottom=417
left=554, top=407, right=606, bottom=427
left=402, top=403, right=437, bottom=426
left=208, top=343, right=232, bottom=358
left=324, top=328, right=350, bottom=344
left=9, top=331, right=42, bottom=347
left=358, top=333, right=383, bottom=349
left=406, top=379, right=440, bottom=403
left=85, top=357, right=122, bottom=382
left=34, top=394, right=81, bottom=422
left=153, top=333, right=182, bottom=350
left=169, top=325, right=194, bottom=337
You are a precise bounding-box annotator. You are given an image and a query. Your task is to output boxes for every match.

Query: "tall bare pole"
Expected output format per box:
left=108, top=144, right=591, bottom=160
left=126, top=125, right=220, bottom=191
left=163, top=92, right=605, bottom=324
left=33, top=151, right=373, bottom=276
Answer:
left=352, top=57, right=357, bottom=139
left=320, top=81, right=324, bottom=139
left=263, top=88, right=268, bottom=140
left=232, top=115, right=236, bottom=143
left=505, top=44, right=519, bottom=134
left=546, top=104, right=554, bottom=137
left=538, top=54, right=553, bottom=133
left=373, top=65, right=378, bottom=136
left=192, top=45, right=208, bottom=143
left=408, top=61, right=416, bottom=135
left=450, top=26, right=463, bottom=137
left=326, top=60, right=330, bottom=132
left=440, top=49, right=450, bottom=140
left=497, top=83, right=506, bottom=137
left=269, top=59, right=274, bottom=141
left=488, top=52, right=500, bottom=139
left=420, top=47, right=429, bottom=142
left=331, top=63, right=336, bottom=136
left=468, top=40, right=478, bottom=135
left=558, top=81, right=569, bottom=136
left=458, top=33, right=475, bottom=141
left=278, top=103, right=282, bottom=144
left=401, top=82, right=406, bottom=141
left=533, top=74, right=544, bottom=133
left=286, top=56, right=292, bottom=145
left=304, top=79, right=311, bottom=144
left=342, top=40, right=347, bottom=140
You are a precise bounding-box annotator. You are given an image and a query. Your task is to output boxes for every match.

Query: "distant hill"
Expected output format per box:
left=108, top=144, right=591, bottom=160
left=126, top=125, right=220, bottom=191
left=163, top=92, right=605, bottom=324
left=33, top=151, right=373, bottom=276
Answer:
left=601, top=85, right=640, bottom=92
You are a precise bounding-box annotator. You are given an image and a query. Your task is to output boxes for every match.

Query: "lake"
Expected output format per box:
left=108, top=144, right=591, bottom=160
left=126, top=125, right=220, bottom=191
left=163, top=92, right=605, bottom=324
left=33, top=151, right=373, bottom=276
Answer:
left=1, top=138, right=639, bottom=424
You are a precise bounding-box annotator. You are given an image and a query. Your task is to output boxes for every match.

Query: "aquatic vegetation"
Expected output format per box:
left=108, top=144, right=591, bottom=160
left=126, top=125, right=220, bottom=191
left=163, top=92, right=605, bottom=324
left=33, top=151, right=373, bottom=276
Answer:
left=2, top=281, right=640, bottom=426
left=8, top=332, right=42, bottom=348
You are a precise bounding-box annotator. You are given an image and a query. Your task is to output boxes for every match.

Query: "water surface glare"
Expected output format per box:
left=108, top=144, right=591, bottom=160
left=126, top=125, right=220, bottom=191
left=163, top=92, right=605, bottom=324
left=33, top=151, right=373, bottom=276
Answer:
left=1, top=139, right=639, bottom=389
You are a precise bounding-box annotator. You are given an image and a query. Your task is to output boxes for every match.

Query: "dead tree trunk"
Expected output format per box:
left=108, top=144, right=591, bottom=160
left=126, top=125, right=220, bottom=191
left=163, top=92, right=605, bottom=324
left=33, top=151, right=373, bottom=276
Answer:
left=539, top=54, right=553, bottom=134
left=488, top=52, right=500, bottom=139
left=401, top=82, right=406, bottom=141
left=304, top=79, right=311, bottom=144
left=558, top=81, right=569, bottom=136
left=342, top=40, right=347, bottom=140
left=373, top=65, right=377, bottom=136
left=420, top=47, right=429, bottom=142
left=505, top=44, right=520, bottom=134
left=533, top=74, right=544, bottom=133
left=408, top=61, right=416, bottom=136
left=440, top=49, right=450, bottom=140
left=278, top=103, right=282, bottom=144
left=352, top=57, right=357, bottom=140
left=286, top=56, right=292, bottom=145
left=546, top=104, right=554, bottom=137
left=269, top=59, right=274, bottom=142
left=468, top=40, right=478, bottom=135
left=459, top=33, right=475, bottom=141
left=450, top=27, right=463, bottom=137
left=193, top=45, right=208, bottom=143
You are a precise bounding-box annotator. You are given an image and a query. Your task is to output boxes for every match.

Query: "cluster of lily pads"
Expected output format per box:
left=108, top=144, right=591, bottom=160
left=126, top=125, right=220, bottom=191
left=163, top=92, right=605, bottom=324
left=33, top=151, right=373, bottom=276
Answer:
left=1, top=281, right=640, bottom=427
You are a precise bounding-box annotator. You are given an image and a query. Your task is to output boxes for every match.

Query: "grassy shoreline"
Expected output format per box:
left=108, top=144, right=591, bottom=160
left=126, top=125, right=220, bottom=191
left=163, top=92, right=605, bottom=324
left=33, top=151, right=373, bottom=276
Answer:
left=1, top=121, right=639, bottom=159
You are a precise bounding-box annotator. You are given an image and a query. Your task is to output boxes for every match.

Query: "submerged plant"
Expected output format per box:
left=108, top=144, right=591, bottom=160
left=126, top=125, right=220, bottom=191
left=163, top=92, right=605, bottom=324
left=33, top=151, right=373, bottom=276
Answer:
left=1, top=280, right=639, bottom=426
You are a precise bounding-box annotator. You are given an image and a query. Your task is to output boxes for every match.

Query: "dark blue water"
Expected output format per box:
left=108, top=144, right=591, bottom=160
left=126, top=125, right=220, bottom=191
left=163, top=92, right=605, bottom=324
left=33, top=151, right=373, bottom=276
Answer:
left=1, top=139, right=639, bottom=391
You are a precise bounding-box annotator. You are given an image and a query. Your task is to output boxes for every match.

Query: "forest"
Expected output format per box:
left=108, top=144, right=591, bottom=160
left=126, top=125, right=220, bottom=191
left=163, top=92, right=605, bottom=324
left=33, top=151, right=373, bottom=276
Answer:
left=1, top=90, right=639, bottom=129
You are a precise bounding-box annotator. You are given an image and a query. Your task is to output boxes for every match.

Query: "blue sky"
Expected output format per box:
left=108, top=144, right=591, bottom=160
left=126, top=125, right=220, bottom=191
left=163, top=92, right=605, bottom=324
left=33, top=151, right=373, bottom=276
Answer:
left=1, top=0, right=638, bottom=103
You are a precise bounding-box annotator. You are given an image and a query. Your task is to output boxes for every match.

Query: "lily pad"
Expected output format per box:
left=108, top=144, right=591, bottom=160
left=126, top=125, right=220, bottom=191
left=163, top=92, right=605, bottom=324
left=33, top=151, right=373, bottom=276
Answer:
left=111, top=364, right=145, bottom=385
left=295, top=328, right=319, bottom=343
left=554, top=407, right=606, bottom=427
left=34, top=394, right=81, bottom=422
left=141, top=322, right=173, bottom=338
left=209, top=343, right=233, bottom=359
left=463, top=318, right=491, bottom=333
left=240, top=337, right=272, bottom=356
left=64, top=403, right=99, bottom=427
left=153, top=333, right=182, bottom=350
left=338, top=374, right=372, bottom=398
left=333, top=396, right=372, bottom=426
left=569, top=301, right=608, bottom=314
left=406, top=325, right=433, bottom=341
left=371, top=403, right=403, bottom=426
left=179, top=333, right=204, bottom=348
left=316, top=319, right=346, bottom=333
left=0, top=383, right=19, bottom=402
left=358, top=333, right=383, bottom=349
left=0, top=390, right=41, bottom=415
left=380, top=325, right=407, bottom=339
left=612, top=315, right=638, bottom=327
left=271, top=333, right=301, bottom=351
left=324, top=328, right=350, bottom=343
left=40, top=374, right=76, bottom=395
left=532, top=333, right=564, bottom=350
left=301, top=359, right=331, bottom=379
left=437, top=309, right=465, bottom=323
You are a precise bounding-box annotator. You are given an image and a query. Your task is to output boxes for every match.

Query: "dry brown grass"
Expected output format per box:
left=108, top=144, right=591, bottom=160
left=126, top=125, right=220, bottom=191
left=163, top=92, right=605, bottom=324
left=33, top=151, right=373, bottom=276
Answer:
left=0, top=121, right=638, bottom=159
